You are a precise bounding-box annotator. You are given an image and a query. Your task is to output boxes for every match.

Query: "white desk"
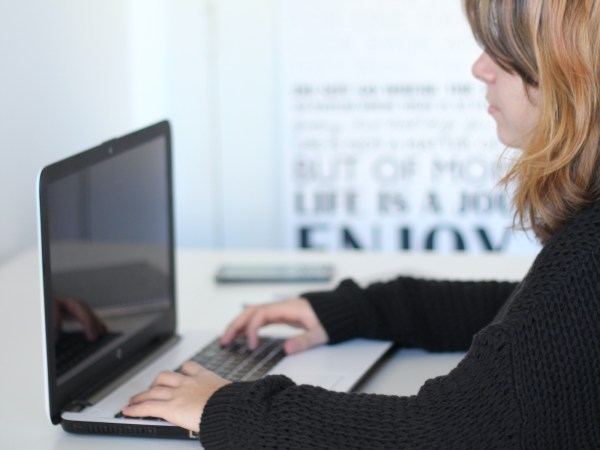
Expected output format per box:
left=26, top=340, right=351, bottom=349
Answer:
left=0, top=248, right=534, bottom=449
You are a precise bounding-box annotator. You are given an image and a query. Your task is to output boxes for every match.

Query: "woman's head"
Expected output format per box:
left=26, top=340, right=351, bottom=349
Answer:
left=464, top=0, right=600, bottom=243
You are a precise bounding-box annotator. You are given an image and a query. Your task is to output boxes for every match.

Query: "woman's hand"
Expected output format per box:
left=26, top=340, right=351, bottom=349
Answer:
left=122, top=362, right=230, bottom=433
left=220, top=297, right=328, bottom=355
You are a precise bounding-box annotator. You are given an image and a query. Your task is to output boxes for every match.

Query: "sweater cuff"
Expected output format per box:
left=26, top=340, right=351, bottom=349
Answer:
left=200, top=381, right=250, bottom=448
left=200, top=376, right=296, bottom=449
left=302, top=279, right=362, bottom=344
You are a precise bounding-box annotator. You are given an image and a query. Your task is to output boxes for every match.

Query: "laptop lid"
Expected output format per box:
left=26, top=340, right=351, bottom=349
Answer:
left=37, top=120, right=176, bottom=425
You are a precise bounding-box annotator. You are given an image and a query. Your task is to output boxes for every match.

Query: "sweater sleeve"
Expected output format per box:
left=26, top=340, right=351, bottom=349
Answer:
left=303, top=276, right=518, bottom=351
left=199, top=323, right=520, bottom=449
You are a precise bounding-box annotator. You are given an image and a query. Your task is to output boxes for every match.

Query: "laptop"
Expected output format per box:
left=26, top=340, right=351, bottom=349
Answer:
left=37, top=120, right=392, bottom=440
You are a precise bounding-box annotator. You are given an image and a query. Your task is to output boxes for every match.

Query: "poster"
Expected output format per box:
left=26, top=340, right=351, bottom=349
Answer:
left=280, top=0, right=540, bottom=253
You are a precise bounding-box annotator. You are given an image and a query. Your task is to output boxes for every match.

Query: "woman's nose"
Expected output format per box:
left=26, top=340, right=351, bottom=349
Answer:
left=472, top=52, right=496, bottom=83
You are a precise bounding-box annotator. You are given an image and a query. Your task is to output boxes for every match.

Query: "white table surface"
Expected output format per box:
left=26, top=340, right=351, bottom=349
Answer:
left=0, top=248, right=534, bottom=449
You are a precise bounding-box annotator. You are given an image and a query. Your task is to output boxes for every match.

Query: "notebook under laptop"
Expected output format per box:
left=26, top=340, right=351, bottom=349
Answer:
left=37, top=120, right=391, bottom=440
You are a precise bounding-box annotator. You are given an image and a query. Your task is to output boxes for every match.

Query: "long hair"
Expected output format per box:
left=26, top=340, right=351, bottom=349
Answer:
left=464, top=0, right=600, bottom=243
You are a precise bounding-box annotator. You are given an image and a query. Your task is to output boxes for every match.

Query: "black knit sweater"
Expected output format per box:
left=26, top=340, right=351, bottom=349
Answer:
left=200, top=201, right=600, bottom=449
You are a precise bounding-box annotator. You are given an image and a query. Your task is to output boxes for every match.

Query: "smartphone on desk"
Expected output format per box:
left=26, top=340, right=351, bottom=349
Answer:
left=215, top=263, right=334, bottom=284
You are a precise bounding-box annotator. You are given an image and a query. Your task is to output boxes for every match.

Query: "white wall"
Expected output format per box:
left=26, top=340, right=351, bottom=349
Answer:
left=213, top=0, right=282, bottom=248
left=0, top=0, right=285, bottom=265
left=0, top=1, right=136, bottom=264
left=128, top=0, right=221, bottom=248
left=128, top=0, right=283, bottom=249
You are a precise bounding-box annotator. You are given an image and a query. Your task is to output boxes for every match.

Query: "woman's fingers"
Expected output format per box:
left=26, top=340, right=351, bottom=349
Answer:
left=148, top=370, right=183, bottom=389
left=127, top=364, right=203, bottom=407
left=179, top=361, right=203, bottom=376
left=221, top=298, right=319, bottom=347
left=220, top=305, right=259, bottom=345
left=245, top=308, right=269, bottom=350
left=123, top=363, right=230, bottom=432
left=128, top=386, right=174, bottom=406
left=221, top=298, right=328, bottom=354
left=284, top=327, right=328, bottom=355
left=122, top=399, right=169, bottom=421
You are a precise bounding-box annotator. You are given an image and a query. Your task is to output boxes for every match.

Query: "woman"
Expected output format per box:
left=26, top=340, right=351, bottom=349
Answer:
left=124, top=0, right=600, bottom=447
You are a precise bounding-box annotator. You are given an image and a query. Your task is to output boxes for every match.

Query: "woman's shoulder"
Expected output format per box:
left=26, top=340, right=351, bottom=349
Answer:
left=532, top=200, right=600, bottom=269
left=498, top=201, right=600, bottom=323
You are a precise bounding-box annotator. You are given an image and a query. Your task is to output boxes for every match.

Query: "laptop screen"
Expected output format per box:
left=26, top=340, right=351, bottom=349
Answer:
left=39, top=121, right=175, bottom=423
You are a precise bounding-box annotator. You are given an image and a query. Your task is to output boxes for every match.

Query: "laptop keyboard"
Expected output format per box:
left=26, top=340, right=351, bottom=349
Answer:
left=186, top=336, right=286, bottom=381
left=115, top=336, right=286, bottom=420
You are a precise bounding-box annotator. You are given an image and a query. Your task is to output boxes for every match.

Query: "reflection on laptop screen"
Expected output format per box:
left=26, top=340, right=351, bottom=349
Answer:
left=44, top=132, right=174, bottom=386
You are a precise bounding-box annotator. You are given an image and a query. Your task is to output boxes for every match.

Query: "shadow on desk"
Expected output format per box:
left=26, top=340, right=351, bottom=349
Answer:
left=356, top=348, right=466, bottom=396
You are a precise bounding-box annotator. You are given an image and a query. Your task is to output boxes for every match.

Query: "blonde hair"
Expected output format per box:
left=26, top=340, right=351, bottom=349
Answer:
left=465, top=0, right=600, bottom=243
